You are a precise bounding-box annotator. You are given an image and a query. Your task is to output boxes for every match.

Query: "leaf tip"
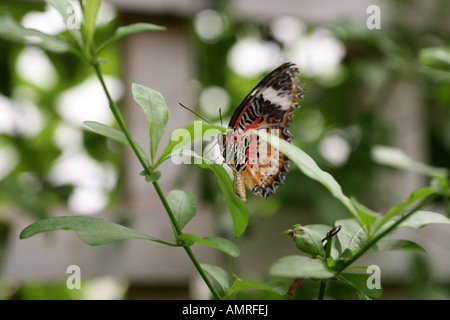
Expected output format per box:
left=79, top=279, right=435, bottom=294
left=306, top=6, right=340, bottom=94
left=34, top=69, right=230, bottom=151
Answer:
left=19, top=229, right=28, bottom=240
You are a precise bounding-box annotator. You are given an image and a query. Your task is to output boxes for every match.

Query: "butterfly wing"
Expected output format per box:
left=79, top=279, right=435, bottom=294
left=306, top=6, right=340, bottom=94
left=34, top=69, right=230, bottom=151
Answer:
left=225, top=62, right=304, bottom=200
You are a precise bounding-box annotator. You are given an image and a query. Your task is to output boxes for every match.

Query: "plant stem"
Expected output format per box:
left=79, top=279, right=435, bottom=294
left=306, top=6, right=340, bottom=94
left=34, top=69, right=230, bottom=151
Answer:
left=184, top=246, right=221, bottom=299
left=318, top=281, right=327, bottom=300
left=336, top=194, right=436, bottom=272
left=317, top=227, right=336, bottom=300
left=92, top=62, right=221, bottom=300
left=93, top=63, right=152, bottom=173
left=152, top=181, right=182, bottom=237
left=152, top=181, right=221, bottom=299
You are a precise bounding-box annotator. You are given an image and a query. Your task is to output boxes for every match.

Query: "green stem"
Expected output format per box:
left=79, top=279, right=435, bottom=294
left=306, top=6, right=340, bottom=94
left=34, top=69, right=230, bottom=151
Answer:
left=92, top=62, right=221, bottom=300
left=152, top=181, right=182, bottom=238
left=318, top=281, right=327, bottom=300
left=184, top=246, right=221, bottom=299
left=318, top=228, right=336, bottom=300
left=152, top=181, right=221, bottom=299
left=336, top=194, right=436, bottom=272
left=93, top=63, right=151, bottom=173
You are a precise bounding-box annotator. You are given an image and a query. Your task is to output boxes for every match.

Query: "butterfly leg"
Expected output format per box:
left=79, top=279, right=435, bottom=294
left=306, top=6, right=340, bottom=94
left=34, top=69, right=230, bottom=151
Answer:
left=233, top=174, right=247, bottom=202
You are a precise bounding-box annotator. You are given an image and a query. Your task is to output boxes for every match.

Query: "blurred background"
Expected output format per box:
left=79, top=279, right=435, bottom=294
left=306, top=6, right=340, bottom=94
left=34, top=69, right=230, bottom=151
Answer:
left=0, top=0, right=449, bottom=299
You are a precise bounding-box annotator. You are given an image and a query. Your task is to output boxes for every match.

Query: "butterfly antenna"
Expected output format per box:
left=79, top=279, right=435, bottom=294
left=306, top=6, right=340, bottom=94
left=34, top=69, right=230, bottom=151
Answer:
left=219, top=108, right=223, bottom=127
left=179, top=103, right=213, bottom=125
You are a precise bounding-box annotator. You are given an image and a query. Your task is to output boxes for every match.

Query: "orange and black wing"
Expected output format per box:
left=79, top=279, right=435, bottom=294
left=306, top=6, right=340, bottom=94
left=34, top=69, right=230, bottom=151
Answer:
left=226, top=62, right=304, bottom=199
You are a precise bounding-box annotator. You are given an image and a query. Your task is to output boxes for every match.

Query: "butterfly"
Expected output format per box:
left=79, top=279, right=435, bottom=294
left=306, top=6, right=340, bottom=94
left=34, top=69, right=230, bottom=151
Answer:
left=221, top=62, right=304, bottom=201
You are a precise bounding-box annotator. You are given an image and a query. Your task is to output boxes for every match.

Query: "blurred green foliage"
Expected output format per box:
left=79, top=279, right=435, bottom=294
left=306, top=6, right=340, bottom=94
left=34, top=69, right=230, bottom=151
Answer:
left=0, top=1, right=123, bottom=298
left=0, top=1, right=123, bottom=220
left=0, top=0, right=449, bottom=299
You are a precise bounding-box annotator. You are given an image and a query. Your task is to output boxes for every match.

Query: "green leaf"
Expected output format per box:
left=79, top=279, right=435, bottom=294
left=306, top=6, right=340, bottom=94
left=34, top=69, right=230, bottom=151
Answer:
left=289, top=224, right=332, bottom=258
left=374, top=186, right=436, bottom=233
left=82, top=0, right=101, bottom=55
left=96, top=23, right=166, bottom=54
left=177, top=233, right=240, bottom=257
left=46, top=0, right=83, bottom=48
left=20, top=216, right=173, bottom=246
left=156, top=121, right=225, bottom=168
left=351, top=197, right=380, bottom=234
left=227, top=279, right=288, bottom=298
left=399, top=210, right=450, bottom=229
left=0, top=13, right=69, bottom=53
left=339, top=272, right=383, bottom=299
left=166, top=190, right=197, bottom=230
left=372, top=145, right=448, bottom=179
left=83, top=121, right=150, bottom=167
left=143, top=170, right=161, bottom=182
left=336, top=218, right=368, bottom=253
left=132, top=83, right=169, bottom=164
left=179, top=149, right=248, bottom=238
left=269, top=255, right=336, bottom=279
left=46, top=0, right=73, bottom=21
left=372, top=239, right=426, bottom=255
left=200, top=263, right=229, bottom=296
left=200, top=162, right=248, bottom=238
left=256, top=131, right=358, bottom=221
left=419, top=46, right=450, bottom=72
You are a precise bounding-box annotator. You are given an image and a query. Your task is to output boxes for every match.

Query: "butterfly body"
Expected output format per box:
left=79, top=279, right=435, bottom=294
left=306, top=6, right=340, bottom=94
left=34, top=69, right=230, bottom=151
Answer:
left=222, top=63, right=304, bottom=201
